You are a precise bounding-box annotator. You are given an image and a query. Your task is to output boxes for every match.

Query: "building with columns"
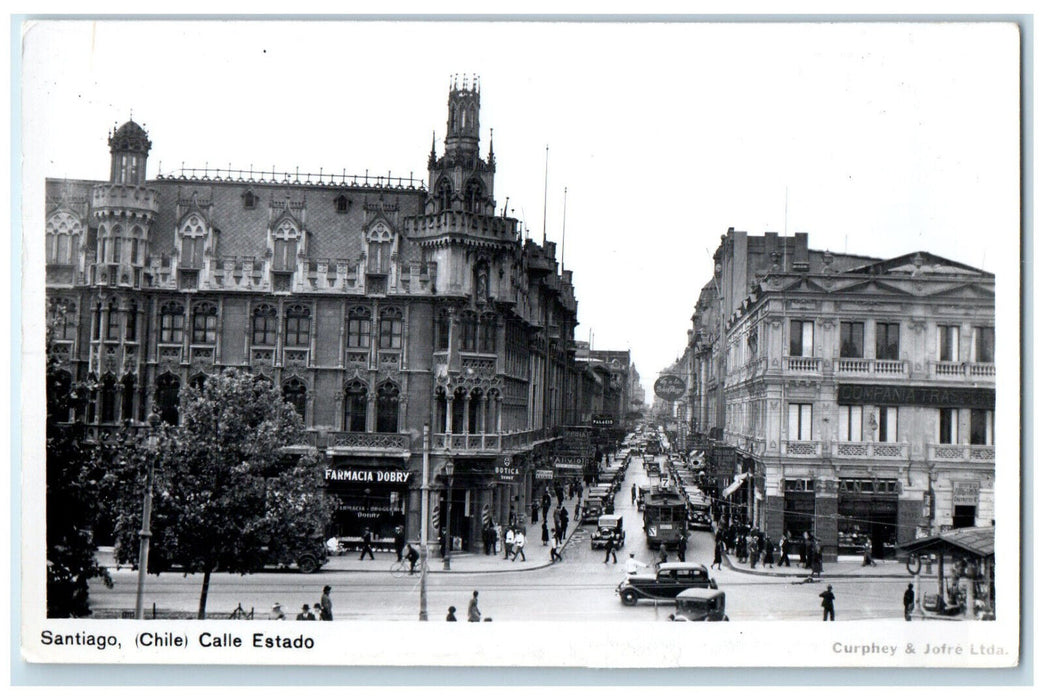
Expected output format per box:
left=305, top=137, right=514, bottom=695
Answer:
left=44, top=77, right=588, bottom=552
left=688, top=229, right=995, bottom=561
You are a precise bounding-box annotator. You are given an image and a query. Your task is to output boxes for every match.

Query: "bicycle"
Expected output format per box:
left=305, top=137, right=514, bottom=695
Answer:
left=229, top=603, right=254, bottom=620
left=390, top=558, right=421, bottom=578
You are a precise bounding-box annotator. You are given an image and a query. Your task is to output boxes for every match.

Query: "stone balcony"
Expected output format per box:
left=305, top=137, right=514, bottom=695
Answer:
left=315, top=431, right=413, bottom=458
left=431, top=428, right=558, bottom=455
left=833, top=358, right=909, bottom=377
left=831, top=441, right=909, bottom=460
left=783, top=356, right=823, bottom=374
left=930, top=361, right=996, bottom=380
left=784, top=440, right=822, bottom=457
left=928, top=443, right=996, bottom=463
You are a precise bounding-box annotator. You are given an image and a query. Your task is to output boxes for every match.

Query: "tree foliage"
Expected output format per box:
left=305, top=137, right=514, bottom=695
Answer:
left=108, top=368, right=332, bottom=617
left=46, top=345, right=112, bottom=617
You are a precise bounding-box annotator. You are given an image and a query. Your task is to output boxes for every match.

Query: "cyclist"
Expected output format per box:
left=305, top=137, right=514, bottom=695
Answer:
left=405, top=543, right=420, bottom=574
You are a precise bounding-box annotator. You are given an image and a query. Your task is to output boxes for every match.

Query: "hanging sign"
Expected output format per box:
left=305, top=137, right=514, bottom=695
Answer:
left=654, top=375, right=686, bottom=401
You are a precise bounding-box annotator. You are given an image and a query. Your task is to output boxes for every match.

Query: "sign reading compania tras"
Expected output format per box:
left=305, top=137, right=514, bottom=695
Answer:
left=836, top=384, right=995, bottom=409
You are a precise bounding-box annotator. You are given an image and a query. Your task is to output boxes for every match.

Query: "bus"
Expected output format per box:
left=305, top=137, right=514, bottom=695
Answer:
left=643, top=488, right=689, bottom=550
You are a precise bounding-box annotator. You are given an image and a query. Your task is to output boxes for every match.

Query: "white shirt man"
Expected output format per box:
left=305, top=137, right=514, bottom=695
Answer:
left=625, top=553, right=647, bottom=576
left=512, top=531, right=527, bottom=561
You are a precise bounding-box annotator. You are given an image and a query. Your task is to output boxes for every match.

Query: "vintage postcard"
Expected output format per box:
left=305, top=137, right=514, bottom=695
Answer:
left=17, top=17, right=1022, bottom=672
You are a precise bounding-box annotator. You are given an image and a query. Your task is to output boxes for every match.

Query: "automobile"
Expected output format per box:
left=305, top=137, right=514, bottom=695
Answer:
left=581, top=497, right=606, bottom=523
left=590, top=514, right=626, bottom=549
left=670, top=588, right=729, bottom=621
left=616, top=562, right=718, bottom=606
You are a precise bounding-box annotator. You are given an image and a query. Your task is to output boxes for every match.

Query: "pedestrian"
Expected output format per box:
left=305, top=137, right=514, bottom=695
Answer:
left=559, top=506, right=570, bottom=535
left=320, top=585, right=333, bottom=621
left=604, top=532, right=618, bottom=564
left=270, top=603, right=286, bottom=620
left=549, top=544, right=563, bottom=563
left=631, top=483, right=637, bottom=505
left=541, top=491, right=552, bottom=522
left=446, top=606, right=457, bottom=621
left=512, top=528, right=527, bottom=561
left=482, top=522, right=493, bottom=555
left=820, top=584, right=836, bottom=621
left=555, top=484, right=565, bottom=506
left=393, top=525, right=405, bottom=562
left=657, top=543, right=669, bottom=567
left=297, top=604, right=315, bottom=621
left=801, top=532, right=811, bottom=569
left=811, top=540, right=823, bottom=578
left=574, top=499, right=581, bottom=520
left=405, top=543, right=420, bottom=574
left=904, top=583, right=915, bottom=621
left=313, top=603, right=323, bottom=620
left=779, top=533, right=791, bottom=567
left=862, top=536, right=877, bottom=567
left=677, top=534, right=687, bottom=562
left=712, top=538, right=724, bottom=570
left=503, top=527, right=515, bottom=559
left=493, top=521, right=502, bottom=555
left=625, top=553, right=647, bottom=576
left=541, top=520, right=549, bottom=546
left=764, top=536, right=775, bottom=568
left=552, top=521, right=562, bottom=546
left=749, top=534, right=758, bottom=569
left=531, top=500, right=539, bottom=524
left=359, top=527, right=376, bottom=560
left=467, top=591, right=481, bottom=622
left=736, top=533, right=747, bottom=563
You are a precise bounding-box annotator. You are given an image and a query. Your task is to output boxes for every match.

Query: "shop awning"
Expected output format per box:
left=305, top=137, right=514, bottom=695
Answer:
left=722, top=473, right=749, bottom=498
left=897, top=526, right=995, bottom=558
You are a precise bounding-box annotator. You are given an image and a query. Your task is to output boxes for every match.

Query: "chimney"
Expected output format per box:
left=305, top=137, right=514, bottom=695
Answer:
left=792, top=232, right=810, bottom=271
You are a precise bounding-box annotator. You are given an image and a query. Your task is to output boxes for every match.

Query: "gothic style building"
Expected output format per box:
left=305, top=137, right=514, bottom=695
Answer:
left=687, top=229, right=995, bottom=561
left=45, top=78, right=588, bottom=551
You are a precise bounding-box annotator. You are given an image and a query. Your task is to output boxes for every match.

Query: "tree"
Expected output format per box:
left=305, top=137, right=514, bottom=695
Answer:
left=108, top=368, right=332, bottom=619
left=46, top=339, right=112, bottom=617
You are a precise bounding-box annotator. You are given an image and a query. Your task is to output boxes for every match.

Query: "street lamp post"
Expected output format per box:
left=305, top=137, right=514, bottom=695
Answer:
left=419, top=423, right=430, bottom=621
left=442, top=459, right=454, bottom=571
left=134, top=411, right=162, bottom=620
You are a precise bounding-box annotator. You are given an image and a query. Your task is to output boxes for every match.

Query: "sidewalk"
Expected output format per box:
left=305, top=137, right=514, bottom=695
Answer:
left=325, top=502, right=585, bottom=575
left=720, top=552, right=912, bottom=580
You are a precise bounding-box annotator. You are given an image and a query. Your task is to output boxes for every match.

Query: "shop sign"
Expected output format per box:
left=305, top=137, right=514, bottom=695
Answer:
left=654, top=374, right=686, bottom=401
left=534, top=469, right=554, bottom=480
left=325, top=468, right=411, bottom=484
left=592, top=414, right=615, bottom=427
left=952, top=481, right=980, bottom=506
left=837, top=384, right=994, bottom=409
left=495, top=455, right=523, bottom=483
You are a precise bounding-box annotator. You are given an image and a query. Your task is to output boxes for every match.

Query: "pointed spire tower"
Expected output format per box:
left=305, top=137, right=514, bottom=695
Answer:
left=426, top=74, right=496, bottom=215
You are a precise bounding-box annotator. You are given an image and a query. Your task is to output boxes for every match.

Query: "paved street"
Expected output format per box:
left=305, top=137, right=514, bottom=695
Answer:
left=88, top=454, right=915, bottom=622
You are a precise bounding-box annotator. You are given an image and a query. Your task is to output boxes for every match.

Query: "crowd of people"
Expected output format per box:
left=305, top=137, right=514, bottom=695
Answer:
left=713, top=521, right=825, bottom=577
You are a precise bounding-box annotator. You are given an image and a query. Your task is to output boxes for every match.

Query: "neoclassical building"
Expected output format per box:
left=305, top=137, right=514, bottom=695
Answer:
left=689, top=229, right=995, bottom=561
left=45, top=78, right=588, bottom=551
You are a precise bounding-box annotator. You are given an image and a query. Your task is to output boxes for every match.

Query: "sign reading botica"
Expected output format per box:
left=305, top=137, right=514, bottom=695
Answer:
left=495, top=454, right=522, bottom=483
left=654, top=374, right=686, bottom=401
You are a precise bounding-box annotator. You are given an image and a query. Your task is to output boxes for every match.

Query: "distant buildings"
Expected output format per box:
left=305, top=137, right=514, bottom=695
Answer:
left=685, top=229, right=995, bottom=561
left=44, top=78, right=644, bottom=552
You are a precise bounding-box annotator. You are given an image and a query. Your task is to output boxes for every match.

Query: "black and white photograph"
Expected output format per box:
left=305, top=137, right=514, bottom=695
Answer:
left=16, top=14, right=1024, bottom=675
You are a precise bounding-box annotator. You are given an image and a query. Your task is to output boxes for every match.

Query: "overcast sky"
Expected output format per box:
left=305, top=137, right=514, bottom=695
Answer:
left=22, top=20, right=1020, bottom=392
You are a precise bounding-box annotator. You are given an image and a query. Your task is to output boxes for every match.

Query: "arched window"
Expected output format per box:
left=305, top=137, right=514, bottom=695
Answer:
left=179, top=216, right=207, bottom=269
left=464, top=179, right=484, bottom=213
left=451, top=388, right=466, bottom=434
left=335, top=194, right=349, bottom=213
left=46, top=212, right=82, bottom=265
left=105, top=300, right=121, bottom=340
left=111, top=225, right=123, bottom=264
left=190, top=374, right=208, bottom=392
left=155, top=373, right=180, bottom=425
left=272, top=219, right=299, bottom=272
left=347, top=306, right=372, bottom=349
left=283, top=378, right=307, bottom=419
left=252, top=304, right=277, bottom=346
left=191, top=301, right=218, bottom=344
left=48, top=299, right=76, bottom=341
left=344, top=381, right=368, bottom=432
left=376, top=382, right=400, bottom=433
left=121, top=374, right=136, bottom=422
left=243, top=191, right=258, bottom=209
left=125, top=302, right=138, bottom=341
left=366, top=223, right=394, bottom=275
left=434, top=308, right=451, bottom=351
left=469, top=388, right=483, bottom=433
left=379, top=307, right=403, bottom=350
left=284, top=304, right=311, bottom=347
left=460, top=311, right=478, bottom=352
left=479, top=313, right=497, bottom=353
left=159, top=301, right=185, bottom=343
left=436, top=179, right=453, bottom=211
left=130, top=226, right=143, bottom=265
left=99, top=374, right=118, bottom=424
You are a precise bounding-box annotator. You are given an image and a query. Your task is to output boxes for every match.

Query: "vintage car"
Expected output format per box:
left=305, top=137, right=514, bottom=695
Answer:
left=670, top=588, right=728, bottom=621
left=617, top=562, right=717, bottom=605
left=590, top=514, right=626, bottom=549
left=581, top=496, right=607, bottom=523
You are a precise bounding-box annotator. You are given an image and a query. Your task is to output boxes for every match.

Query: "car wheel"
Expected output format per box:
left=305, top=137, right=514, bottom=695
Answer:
left=297, top=554, right=319, bottom=574
left=621, top=589, right=639, bottom=606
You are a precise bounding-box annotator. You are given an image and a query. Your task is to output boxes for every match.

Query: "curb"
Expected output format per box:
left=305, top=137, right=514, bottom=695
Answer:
left=721, top=553, right=912, bottom=580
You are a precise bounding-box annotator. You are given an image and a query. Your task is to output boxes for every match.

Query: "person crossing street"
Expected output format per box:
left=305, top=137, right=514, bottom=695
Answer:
left=603, top=532, right=618, bottom=564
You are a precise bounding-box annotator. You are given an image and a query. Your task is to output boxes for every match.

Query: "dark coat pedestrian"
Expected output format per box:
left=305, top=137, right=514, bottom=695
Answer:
left=677, top=535, right=687, bottom=562
left=541, top=521, right=550, bottom=546
left=446, top=606, right=457, bottom=621
left=904, top=584, right=915, bottom=620
left=393, top=526, right=405, bottom=561
left=359, top=528, right=376, bottom=560
left=764, top=537, right=775, bottom=568
left=820, top=585, right=836, bottom=621
left=604, top=533, right=618, bottom=564
left=467, top=591, right=481, bottom=622
left=531, top=500, right=539, bottom=523
left=541, top=492, right=552, bottom=522
left=712, top=539, right=724, bottom=569
left=405, top=544, right=420, bottom=574
left=811, top=541, right=824, bottom=577
left=297, top=604, right=315, bottom=621
left=320, top=585, right=333, bottom=621
left=631, top=483, right=637, bottom=505
left=778, top=534, right=791, bottom=567
left=555, top=485, right=565, bottom=505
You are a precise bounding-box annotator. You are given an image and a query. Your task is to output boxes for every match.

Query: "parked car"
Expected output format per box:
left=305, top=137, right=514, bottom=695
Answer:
left=590, top=514, right=626, bottom=550
left=671, top=588, right=728, bottom=621
left=617, top=562, right=717, bottom=605
left=581, top=497, right=606, bottom=523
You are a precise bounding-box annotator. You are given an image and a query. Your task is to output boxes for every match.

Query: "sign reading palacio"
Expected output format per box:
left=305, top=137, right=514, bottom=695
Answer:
left=836, top=384, right=995, bottom=409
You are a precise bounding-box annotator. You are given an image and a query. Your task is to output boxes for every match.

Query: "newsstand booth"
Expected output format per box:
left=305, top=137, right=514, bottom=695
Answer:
left=324, top=462, right=410, bottom=548
left=897, top=526, right=995, bottom=620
